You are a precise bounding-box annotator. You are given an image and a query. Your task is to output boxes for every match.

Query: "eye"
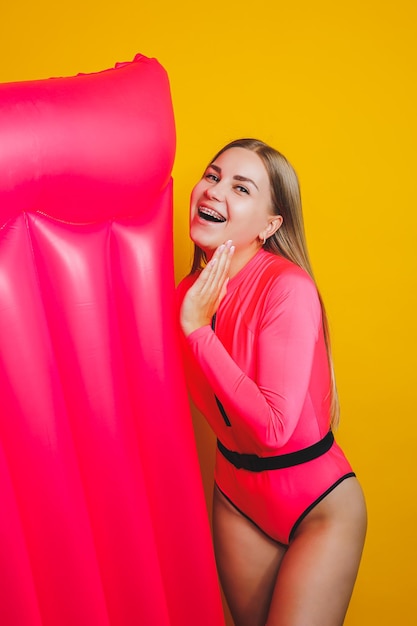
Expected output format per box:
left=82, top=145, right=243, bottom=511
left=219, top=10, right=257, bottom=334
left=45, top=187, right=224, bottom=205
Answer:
left=235, top=185, right=249, bottom=194
left=204, top=169, right=219, bottom=183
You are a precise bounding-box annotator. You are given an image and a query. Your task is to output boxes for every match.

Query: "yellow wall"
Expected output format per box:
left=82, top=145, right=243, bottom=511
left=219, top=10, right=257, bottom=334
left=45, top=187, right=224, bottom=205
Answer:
left=1, top=1, right=416, bottom=623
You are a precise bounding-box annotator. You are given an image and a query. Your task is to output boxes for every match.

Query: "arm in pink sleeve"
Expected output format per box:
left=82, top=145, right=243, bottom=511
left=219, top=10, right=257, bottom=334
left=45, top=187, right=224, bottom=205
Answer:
left=185, top=272, right=322, bottom=452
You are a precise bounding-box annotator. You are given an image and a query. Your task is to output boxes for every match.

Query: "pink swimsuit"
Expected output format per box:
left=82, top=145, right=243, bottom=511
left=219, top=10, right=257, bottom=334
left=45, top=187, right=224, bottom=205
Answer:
left=178, top=250, right=354, bottom=545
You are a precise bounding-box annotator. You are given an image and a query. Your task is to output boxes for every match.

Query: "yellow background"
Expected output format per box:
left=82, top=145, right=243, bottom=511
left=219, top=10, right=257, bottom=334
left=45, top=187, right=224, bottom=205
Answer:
left=1, top=1, right=416, bottom=623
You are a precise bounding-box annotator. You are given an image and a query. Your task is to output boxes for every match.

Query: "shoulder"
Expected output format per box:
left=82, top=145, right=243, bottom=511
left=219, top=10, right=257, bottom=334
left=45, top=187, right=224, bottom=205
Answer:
left=176, top=271, right=200, bottom=303
left=177, top=272, right=200, bottom=290
left=254, top=253, right=321, bottom=327
left=256, top=251, right=317, bottom=296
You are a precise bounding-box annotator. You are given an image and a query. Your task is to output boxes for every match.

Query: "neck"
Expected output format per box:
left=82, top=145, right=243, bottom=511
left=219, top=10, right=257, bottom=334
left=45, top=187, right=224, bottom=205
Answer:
left=228, top=244, right=263, bottom=278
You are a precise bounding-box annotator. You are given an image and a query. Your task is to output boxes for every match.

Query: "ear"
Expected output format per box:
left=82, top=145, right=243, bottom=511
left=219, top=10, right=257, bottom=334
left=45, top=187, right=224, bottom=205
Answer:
left=259, top=215, right=283, bottom=242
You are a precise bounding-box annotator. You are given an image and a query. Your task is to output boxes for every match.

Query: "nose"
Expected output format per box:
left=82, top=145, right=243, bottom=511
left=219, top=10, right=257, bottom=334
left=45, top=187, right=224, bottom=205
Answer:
left=205, top=181, right=224, bottom=201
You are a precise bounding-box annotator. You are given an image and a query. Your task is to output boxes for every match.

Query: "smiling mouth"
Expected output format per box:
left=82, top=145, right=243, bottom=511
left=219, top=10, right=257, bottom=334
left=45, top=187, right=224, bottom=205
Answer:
left=198, top=206, right=226, bottom=223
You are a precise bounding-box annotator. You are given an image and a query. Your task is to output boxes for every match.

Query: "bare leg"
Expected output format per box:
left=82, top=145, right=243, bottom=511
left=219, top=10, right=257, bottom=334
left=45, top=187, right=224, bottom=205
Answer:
left=213, top=486, right=286, bottom=626
left=267, top=477, right=367, bottom=626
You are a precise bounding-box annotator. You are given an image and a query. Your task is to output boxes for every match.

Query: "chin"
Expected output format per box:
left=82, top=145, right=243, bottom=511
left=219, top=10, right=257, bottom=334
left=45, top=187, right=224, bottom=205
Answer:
left=190, top=230, right=214, bottom=252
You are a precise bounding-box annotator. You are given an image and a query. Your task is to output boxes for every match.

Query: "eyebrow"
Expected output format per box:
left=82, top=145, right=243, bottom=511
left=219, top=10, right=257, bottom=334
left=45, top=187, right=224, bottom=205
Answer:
left=209, top=163, right=259, bottom=191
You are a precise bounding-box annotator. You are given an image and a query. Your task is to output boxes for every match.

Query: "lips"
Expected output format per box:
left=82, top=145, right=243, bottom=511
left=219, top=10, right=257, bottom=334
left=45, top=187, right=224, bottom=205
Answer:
left=198, top=205, right=226, bottom=223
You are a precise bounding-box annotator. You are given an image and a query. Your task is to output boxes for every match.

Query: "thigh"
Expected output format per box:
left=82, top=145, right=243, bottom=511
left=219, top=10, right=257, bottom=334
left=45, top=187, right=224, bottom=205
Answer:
left=267, top=477, right=367, bottom=626
left=213, top=485, right=286, bottom=626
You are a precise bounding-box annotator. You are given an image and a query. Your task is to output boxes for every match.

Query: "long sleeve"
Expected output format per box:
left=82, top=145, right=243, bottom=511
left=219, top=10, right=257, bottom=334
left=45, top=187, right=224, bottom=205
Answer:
left=184, top=265, right=328, bottom=454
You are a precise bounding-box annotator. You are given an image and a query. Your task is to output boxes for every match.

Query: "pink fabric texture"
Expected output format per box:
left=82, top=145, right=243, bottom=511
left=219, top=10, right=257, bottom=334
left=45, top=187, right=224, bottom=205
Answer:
left=178, top=250, right=353, bottom=543
left=0, top=55, right=224, bottom=625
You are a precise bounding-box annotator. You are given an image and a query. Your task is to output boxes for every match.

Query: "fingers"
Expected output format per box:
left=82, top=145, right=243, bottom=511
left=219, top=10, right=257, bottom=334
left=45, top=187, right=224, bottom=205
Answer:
left=202, top=240, right=234, bottom=296
left=180, top=241, right=234, bottom=335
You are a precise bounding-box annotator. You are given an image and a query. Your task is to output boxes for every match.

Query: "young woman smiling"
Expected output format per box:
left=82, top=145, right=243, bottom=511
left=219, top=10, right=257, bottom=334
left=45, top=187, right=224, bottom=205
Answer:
left=178, top=138, right=367, bottom=626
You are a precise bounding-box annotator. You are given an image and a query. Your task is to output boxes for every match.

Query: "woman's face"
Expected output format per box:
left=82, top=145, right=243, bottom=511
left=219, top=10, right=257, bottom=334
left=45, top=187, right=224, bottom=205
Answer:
left=190, top=147, right=279, bottom=261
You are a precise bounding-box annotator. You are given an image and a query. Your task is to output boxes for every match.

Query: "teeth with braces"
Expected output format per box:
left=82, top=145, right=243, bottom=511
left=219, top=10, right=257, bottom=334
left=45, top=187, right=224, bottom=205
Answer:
left=198, top=206, right=226, bottom=222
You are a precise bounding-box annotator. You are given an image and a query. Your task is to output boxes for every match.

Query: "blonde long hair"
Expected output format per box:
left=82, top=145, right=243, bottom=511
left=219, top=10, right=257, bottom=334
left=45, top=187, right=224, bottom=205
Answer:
left=190, top=138, right=339, bottom=429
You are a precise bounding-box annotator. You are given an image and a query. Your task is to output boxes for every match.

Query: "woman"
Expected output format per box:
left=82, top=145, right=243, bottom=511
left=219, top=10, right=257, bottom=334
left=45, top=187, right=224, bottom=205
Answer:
left=177, top=139, right=366, bottom=626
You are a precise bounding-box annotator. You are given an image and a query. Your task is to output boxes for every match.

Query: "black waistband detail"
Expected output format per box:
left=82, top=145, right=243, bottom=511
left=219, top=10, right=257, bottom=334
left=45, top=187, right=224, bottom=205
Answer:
left=217, top=431, right=334, bottom=472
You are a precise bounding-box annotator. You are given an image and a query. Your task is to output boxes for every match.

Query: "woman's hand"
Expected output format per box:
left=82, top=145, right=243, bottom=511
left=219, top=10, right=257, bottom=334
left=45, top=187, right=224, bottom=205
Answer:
left=180, top=241, right=235, bottom=336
